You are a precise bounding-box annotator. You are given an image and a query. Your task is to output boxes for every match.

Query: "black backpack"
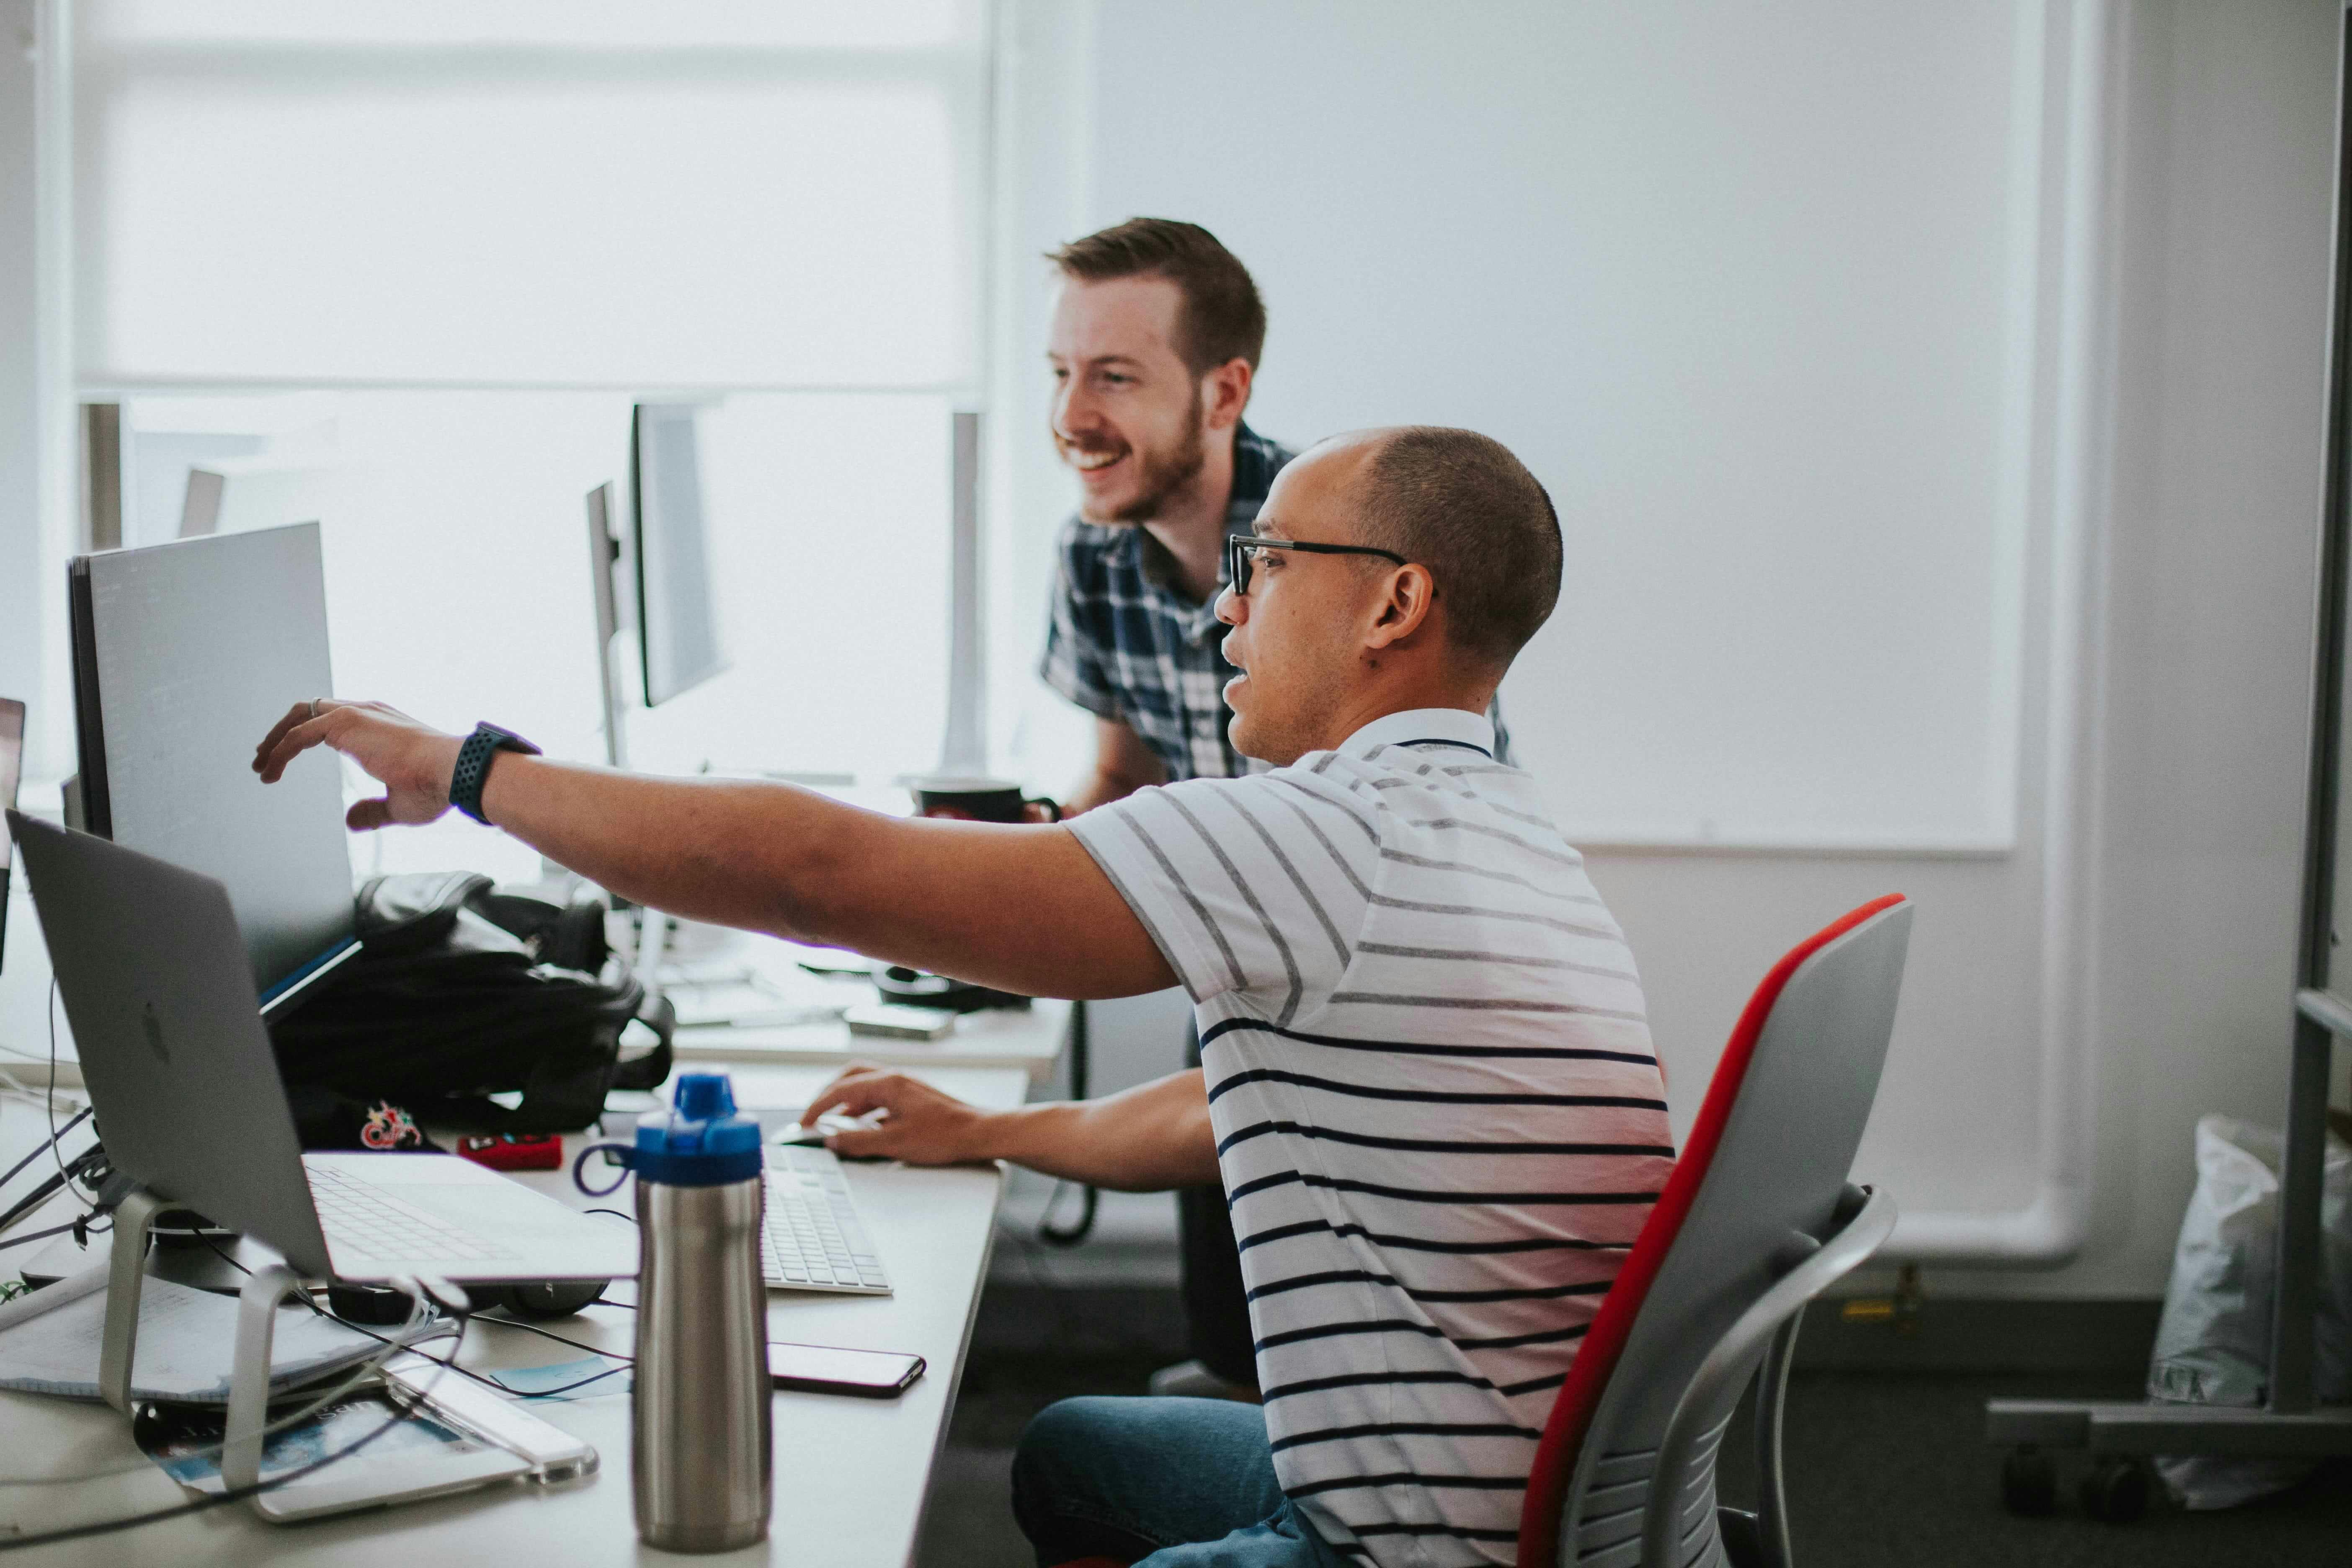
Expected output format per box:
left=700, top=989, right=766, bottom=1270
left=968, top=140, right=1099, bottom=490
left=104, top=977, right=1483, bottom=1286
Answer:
left=268, top=871, right=673, bottom=1146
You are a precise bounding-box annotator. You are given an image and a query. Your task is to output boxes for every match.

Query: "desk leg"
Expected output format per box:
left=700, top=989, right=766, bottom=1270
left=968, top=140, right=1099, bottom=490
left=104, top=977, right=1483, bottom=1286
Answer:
left=98, top=1189, right=165, bottom=1415
left=222, top=1263, right=307, bottom=1501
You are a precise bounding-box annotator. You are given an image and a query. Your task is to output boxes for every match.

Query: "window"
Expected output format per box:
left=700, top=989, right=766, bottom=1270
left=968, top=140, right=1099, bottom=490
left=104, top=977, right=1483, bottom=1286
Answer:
left=65, top=2, right=991, bottom=882
left=75, top=2, right=985, bottom=388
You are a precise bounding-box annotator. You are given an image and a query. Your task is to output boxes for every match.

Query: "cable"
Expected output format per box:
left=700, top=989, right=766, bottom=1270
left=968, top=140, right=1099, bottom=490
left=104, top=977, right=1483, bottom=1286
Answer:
left=472, top=1313, right=632, bottom=1364
left=0, top=1280, right=444, bottom=1488
left=190, top=1238, right=633, bottom=1400
left=0, top=1283, right=454, bottom=1493
left=324, top=1310, right=627, bottom=1400
left=0, top=1215, right=92, bottom=1255
left=0, top=1308, right=467, bottom=1551
left=0, top=1145, right=109, bottom=1241
left=0, top=1106, right=89, bottom=1197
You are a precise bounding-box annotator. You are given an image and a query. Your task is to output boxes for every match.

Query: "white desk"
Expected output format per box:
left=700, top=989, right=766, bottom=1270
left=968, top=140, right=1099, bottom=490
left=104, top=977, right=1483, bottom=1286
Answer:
left=0, top=1064, right=1034, bottom=1566
left=660, top=932, right=1069, bottom=1085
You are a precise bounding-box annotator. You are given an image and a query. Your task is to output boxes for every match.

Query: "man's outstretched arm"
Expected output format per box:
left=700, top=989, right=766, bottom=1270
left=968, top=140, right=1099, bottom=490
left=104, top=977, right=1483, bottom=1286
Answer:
left=799, top=1065, right=1218, bottom=1191
left=252, top=700, right=1177, bottom=1001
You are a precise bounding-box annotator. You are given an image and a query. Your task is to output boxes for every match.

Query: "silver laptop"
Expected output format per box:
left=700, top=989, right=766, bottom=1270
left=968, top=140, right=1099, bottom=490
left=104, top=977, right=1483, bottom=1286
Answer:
left=9, top=812, right=637, bottom=1286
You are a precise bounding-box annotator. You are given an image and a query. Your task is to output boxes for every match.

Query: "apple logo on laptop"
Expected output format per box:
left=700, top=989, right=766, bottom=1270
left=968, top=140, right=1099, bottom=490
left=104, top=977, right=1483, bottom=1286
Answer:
left=140, top=1001, right=170, bottom=1065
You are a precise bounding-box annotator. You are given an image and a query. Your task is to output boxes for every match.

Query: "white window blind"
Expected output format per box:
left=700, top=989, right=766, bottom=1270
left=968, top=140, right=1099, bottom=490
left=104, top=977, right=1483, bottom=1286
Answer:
left=74, top=1, right=986, bottom=389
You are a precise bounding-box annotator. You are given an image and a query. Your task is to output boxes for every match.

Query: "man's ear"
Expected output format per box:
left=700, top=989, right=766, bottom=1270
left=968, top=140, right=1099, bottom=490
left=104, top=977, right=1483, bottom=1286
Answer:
left=1364, top=563, right=1437, bottom=651
left=1202, top=358, right=1253, bottom=432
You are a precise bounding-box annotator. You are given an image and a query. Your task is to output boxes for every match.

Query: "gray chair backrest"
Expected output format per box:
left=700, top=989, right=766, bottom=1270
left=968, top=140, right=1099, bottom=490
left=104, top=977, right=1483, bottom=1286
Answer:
left=1560, top=898, right=1912, bottom=1567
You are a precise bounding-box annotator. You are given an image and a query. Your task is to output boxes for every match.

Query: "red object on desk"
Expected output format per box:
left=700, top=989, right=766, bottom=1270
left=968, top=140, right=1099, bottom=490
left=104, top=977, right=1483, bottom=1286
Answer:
left=456, top=1132, right=563, bottom=1172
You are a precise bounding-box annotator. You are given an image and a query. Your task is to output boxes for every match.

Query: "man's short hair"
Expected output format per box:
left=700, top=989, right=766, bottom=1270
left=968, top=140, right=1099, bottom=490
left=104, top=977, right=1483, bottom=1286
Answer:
left=1357, top=428, right=1563, bottom=669
left=1048, top=218, right=1267, bottom=378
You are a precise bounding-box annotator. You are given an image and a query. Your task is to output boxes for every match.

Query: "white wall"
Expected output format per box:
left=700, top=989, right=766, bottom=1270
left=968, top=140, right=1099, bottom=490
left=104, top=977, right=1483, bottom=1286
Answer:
left=993, top=0, right=2341, bottom=1297
left=0, top=0, right=59, bottom=771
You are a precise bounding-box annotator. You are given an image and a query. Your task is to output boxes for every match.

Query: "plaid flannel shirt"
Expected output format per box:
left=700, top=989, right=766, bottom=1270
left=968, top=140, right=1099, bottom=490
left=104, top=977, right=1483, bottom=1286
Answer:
left=1040, top=423, right=1511, bottom=782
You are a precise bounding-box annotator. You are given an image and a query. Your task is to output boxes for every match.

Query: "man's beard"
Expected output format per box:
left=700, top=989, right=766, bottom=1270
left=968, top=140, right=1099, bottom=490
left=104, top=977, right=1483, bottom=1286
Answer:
left=1067, top=396, right=1207, bottom=525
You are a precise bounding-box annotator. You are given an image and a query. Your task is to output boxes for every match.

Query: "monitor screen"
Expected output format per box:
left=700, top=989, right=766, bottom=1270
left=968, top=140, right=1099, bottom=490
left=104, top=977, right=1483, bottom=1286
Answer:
left=0, top=697, right=22, bottom=977
left=631, top=404, right=730, bottom=707
left=69, top=524, right=357, bottom=997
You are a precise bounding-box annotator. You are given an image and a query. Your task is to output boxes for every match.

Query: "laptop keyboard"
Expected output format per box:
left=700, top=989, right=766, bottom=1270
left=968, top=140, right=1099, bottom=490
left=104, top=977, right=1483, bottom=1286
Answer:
left=307, top=1163, right=516, bottom=1263
left=763, top=1146, right=891, bottom=1295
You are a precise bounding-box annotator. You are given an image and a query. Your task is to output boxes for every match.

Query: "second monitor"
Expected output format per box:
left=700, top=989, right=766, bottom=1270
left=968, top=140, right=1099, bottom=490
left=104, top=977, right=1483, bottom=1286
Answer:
left=631, top=404, right=730, bottom=708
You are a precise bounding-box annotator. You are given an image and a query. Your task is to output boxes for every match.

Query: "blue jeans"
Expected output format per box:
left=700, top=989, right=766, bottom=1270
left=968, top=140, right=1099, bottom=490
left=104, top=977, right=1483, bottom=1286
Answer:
left=1011, top=1396, right=1353, bottom=1568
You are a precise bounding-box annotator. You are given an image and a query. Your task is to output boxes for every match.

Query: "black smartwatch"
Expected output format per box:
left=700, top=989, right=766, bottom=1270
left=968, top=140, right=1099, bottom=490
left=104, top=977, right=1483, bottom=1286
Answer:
left=449, top=722, right=542, bottom=824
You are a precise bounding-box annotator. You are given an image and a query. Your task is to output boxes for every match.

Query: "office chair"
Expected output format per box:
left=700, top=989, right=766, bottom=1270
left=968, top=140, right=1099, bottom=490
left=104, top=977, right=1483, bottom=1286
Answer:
left=1517, top=893, right=1910, bottom=1568
left=1050, top=895, right=1912, bottom=1568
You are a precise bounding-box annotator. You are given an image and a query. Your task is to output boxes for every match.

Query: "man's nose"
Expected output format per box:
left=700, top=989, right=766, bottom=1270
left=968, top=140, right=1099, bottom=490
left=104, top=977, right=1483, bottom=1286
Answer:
left=1215, top=583, right=1246, bottom=627
left=1054, top=381, right=1102, bottom=437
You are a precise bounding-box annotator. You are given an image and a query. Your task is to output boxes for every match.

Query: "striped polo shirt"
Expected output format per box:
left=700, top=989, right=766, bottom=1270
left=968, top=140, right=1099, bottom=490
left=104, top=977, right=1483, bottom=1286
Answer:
left=1067, top=707, right=1673, bottom=1568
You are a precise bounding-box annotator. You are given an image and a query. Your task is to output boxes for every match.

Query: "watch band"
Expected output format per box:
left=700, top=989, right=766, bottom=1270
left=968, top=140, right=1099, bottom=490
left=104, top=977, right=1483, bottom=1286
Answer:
left=449, top=722, right=542, bottom=824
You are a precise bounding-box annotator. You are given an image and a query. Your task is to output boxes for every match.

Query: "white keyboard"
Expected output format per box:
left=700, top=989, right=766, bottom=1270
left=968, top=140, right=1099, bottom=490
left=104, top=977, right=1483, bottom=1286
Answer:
left=307, top=1163, right=516, bottom=1263
left=763, top=1145, right=891, bottom=1295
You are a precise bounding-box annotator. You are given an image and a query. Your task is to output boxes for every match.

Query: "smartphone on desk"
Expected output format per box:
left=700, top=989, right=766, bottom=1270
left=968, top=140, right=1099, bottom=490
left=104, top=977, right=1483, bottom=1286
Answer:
left=769, top=1341, right=925, bottom=1398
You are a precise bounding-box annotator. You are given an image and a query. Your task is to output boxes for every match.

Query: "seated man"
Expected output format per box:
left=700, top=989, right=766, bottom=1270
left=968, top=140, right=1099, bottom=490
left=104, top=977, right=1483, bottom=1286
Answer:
left=253, top=426, right=1673, bottom=1568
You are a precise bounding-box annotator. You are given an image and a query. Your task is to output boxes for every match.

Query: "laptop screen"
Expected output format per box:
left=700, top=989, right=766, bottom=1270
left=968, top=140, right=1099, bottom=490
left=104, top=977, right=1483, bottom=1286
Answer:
left=0, top=698, right=23, bottom=977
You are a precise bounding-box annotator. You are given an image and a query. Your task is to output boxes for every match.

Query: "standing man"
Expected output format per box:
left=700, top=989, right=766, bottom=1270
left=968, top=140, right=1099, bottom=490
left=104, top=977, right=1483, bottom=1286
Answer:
left=1032, top=220, right=1511, bottom=1400
left=1032, top=218, right=1287, bottom=1400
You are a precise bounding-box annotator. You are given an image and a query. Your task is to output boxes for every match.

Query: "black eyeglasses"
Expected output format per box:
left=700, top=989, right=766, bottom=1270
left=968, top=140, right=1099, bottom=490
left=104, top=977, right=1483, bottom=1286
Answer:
left=1225, top=534, right=1408, bottom=597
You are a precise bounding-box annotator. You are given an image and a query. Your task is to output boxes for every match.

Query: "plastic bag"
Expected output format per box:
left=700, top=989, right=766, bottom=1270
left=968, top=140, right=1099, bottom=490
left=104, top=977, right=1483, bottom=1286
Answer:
left=2145, top=1113, right=2352, bottom=1509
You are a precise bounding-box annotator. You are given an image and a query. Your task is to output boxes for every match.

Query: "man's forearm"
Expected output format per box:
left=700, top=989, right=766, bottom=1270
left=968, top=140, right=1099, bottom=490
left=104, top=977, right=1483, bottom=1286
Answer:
left=470, top=753, right=1173, bottom=999
left=252, top=700, right=1174, bottom=998
left=967, top=1070, right=1218, bottom=1191
left=478, top=756, right=851, bottom=936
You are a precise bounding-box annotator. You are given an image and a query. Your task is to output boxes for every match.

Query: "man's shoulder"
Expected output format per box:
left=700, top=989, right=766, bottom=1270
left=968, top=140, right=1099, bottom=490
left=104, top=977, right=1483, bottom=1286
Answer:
left=1055, top=516, right=1140, bottom=586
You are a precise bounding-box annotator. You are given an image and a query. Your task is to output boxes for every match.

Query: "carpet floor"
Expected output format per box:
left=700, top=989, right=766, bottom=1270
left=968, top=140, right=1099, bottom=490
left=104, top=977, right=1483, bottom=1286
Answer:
left=913, top=1354, right=2352, bottom=1567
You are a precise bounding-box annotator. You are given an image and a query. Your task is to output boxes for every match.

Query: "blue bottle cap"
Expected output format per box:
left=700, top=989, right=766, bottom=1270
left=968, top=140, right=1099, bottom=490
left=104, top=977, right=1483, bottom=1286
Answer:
left=632, top=1072, right=764, bottom=1187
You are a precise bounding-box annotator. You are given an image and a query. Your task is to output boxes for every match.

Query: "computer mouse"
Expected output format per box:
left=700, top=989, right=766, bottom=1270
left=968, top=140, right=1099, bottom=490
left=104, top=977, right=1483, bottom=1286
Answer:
left=775, top=1112, right=872, bottom=1146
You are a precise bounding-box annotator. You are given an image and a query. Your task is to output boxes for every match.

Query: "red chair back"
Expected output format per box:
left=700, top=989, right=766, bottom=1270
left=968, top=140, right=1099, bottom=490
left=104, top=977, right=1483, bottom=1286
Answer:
left=1516, top=894, right=1911, bottom=1568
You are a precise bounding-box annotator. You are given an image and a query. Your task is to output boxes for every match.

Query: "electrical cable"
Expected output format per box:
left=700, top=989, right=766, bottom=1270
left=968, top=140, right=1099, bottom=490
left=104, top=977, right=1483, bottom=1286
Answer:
left=188, top=1235, right=622, bottom=1400
left=0, top=1277, right=443, bottom=1488
left=323, top=1309, right=628, bottom=1400
left=472, top=1313, right=632, bottom=1364
left=0, top=1282, right=455, bottom=1496
left=0, top=1143, right=108, bottom=1240
left=0, top=1215, right=93, bottom=1254
left=0, top=1106, right=89, bottom=1197
left=0, top=1306, right=467, bottom=1551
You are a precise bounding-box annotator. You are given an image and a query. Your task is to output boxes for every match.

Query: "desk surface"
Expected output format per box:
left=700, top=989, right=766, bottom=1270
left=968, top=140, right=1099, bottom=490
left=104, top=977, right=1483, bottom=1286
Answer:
left=663, top=932, right=1070, bottom=1082
left=0, top=1065, right=1033, bottom=1567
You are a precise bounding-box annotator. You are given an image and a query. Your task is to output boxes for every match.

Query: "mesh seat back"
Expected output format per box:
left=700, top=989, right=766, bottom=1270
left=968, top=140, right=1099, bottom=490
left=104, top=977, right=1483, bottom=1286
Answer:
left=1520, top=896, right=1912, bottom=1568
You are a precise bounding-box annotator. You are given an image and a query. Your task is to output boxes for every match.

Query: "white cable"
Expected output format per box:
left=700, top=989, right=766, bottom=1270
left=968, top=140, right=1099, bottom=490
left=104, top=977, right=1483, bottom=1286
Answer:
left=0, top=1290, right=455, bottom=1488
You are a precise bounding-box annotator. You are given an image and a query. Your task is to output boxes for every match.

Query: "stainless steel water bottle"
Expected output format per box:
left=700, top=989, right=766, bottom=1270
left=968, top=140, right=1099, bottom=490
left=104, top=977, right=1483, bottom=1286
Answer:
left=628, top=1072, right=771, bottom=1552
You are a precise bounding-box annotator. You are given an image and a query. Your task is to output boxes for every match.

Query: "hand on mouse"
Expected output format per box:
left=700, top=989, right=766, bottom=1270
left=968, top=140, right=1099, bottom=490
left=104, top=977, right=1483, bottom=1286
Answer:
left=797, top=1065, right=990, bottom=1166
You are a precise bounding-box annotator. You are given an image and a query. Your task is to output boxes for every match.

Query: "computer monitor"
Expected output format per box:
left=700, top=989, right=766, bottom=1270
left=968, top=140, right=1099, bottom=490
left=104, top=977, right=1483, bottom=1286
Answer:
left=67, top=523, right=360, bottom=1014
left=0, top=697, right=22, bottom=977
left=585, top=481, right=631, bottom=770
left=629, top=404, right=730, bottom=707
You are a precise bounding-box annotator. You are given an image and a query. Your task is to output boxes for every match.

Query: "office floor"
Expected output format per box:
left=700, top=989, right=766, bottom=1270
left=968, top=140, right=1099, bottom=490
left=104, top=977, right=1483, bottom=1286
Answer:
left=914, top=1349, right=2352, bottom=1568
